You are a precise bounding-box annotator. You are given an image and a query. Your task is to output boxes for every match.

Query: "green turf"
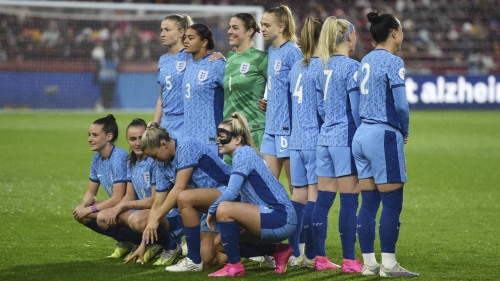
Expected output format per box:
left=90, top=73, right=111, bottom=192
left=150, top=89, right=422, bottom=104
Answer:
left=0, top=110, right=498, bottom=280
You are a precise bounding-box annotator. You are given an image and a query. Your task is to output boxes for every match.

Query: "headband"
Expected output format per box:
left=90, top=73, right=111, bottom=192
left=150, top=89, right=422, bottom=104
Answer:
left=337, top=23, right=355, bottom=44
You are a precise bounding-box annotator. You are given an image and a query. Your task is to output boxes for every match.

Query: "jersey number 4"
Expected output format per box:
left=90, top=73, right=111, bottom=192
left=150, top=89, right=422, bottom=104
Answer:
left=293, top=73, right=303, bottom=104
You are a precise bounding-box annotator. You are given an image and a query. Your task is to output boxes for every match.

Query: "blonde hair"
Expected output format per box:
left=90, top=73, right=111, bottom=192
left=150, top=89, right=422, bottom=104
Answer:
left=319, top=16, right=352, bottom=65
left=300, top=17, right=324, bottom=66
left=140, top=121, right=171, bottom=151
left=266, top=5, right=298, bottom=44
left=220, top=112, right=260, bottom=156
left=164, top=14, right=194, bottom=31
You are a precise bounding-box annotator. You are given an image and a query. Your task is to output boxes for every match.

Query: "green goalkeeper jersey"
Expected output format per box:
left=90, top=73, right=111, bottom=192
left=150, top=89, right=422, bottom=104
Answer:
left=223, top=47, right=268, bottom=131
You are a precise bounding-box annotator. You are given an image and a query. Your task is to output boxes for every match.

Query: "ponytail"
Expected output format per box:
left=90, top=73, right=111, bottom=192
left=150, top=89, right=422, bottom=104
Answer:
left=140, top=121, right=171, bottom=151
left=221, top=112, right=261, bottom=156
left=266, top=5, right=298, bottom=44
left=319, top=16, right=353, bottom=65
left=300, top=17, right=323, bottom=66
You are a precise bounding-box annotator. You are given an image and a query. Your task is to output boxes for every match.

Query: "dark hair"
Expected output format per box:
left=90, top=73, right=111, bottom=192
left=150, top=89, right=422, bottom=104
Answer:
left=367, top=11, right=401, bottom=45
left=300, top=17, right=324, bottom=66
left=126, top=118, right=147, bottom=167
left=232, top=13, right=261, bottom=38
left=93, top=114, right=118, bottom=143
left=188, top=23, right=215, bottom=50
left=164, top=14, right=193, bottom=31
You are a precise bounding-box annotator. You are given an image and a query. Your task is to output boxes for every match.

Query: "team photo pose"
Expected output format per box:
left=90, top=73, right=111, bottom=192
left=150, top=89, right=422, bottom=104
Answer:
left=125, top=123, right=231, bottom=271
left=314, top=16, right=363, bottom=273
left=352, top=11, right=418, bottom=277
left=153, top=15, right=193, bottom=139
left=223, top=13, right=268, bottom=152
left=286, top=17, right=324, bottom=268
left=259, top=5, right=302, bottom=193
left=182, top=23, right=225, bottom=155
left=73, top=114, right=132, bottom=258
left=206, top=112, right=297, bottom=277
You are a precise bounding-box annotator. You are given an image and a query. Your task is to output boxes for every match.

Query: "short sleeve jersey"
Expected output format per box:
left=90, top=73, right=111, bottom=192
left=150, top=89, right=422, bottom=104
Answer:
left=183, top=54, right=225, bottom=145
left=126, top=157, right=156, bottom=200
left=223, top=47, right=268, bottom=131
left=265, top=41, right=302, bottom=135
left=317, top=55, right=360, bottom=147
left=156, top=138, right=231, bottom=192
left=153, top=161, right=177, bottom=193
left=157, top=49, right=191, bottom=116
left=89, top=146, right=128, bottom=197
left=211, top=145, right=296, bottom=224
left=289, top=57, right=323, bottom=150
left=358, top=49, right=406, bottom=131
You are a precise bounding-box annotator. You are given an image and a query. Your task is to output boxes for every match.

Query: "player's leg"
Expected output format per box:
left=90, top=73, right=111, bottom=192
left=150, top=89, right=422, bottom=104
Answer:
left=261, top=133, right=284, bottom=179
left=301, top=150, right=318, bottom=268
left=166, top=188, right=222, bottom=272
left=96, top=208, right=141, bottom=258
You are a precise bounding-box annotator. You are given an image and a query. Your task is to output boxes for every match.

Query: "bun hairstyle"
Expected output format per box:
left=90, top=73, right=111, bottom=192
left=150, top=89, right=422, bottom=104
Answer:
left=232, top=13, right=261, bottom=38
left=319, top=16, right=353, bottom=65
left=265, top=5, right=298, bottom=44
left=164, top=14, right=194, bottom=31
left=126, top=118, right=147, bottom=167
left=366, top=11, right=401, bottom=45
left=140, top=121, right=171, bottom=151
left=188, top=23, right=216, bottom=50
left=300, top=17, right=324, bottom=66
left=93, top=114, right=118, bottom=143
left=220, top=112, right=260, bottom=156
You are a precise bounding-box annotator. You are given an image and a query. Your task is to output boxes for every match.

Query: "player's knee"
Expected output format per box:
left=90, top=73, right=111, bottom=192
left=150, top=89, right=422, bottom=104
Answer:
left=177, top=190, right=193, bottom=210
left=215, top=202, right=233, bottom=221
left=127, top=214, right=143, bottom=232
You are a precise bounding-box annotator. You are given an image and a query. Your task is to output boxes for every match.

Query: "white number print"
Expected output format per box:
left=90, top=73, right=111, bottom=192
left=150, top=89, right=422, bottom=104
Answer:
left=267, top=75, right=272, bottom=91
left=280, top=136, right=288, bottom=149
left=360, top=63, right=370, bottom=95
left=185, top=83, right=191, bottom=98
left=292, top=73, right=303, bottom=104
left=323, top=70, right=333, bottom=100
left=165, top=75, right=172, bottom=90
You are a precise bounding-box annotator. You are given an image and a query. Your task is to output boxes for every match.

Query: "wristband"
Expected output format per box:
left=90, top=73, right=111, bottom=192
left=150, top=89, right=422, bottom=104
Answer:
left=91, top=205, right=98, bottom=213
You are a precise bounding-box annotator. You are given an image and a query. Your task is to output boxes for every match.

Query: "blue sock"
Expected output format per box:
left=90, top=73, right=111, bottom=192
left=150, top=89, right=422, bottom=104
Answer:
left=339, top=193, right=359, bottom=260
left=184, top=225, right=202, bottom=264
left=84, top=218, right=107, bottom=235
left=116, top=226, right=142, bottom=245
left=379, top=187, right=403, bottom=253
left=357, top=190, right=381, bottom=254
left=175, top=237, right=182, bottom=246
left=156, top=227, right=176, bottom=250
left=312, top=191, right=336, bottom=256
left=290, top=201, right=305, bottom=257
left=303, top=201, right=315, bottom=260
left=219, top=221, right=241, bottom=264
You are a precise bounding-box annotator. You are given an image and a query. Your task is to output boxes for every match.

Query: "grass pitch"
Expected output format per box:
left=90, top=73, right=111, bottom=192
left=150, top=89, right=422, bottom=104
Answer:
left=0, top=110, right=498, bottom=281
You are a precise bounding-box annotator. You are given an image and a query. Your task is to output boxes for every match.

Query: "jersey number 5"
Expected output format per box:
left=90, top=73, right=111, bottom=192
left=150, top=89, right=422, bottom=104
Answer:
left=165, top=76, right=172, bottom=90
left=360, top=63, right=370, bottom=95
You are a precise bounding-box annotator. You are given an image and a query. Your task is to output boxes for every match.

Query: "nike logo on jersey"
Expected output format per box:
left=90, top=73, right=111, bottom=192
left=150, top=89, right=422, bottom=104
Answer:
left=97, top=174, right=102, bottom=178
left=279, top=148, right=287, bottom=153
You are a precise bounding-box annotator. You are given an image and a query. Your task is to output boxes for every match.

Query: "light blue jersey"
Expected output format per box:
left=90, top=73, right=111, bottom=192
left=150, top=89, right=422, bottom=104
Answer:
left=317, top=55, right=360, bottom=147
left=153, top=161, right=176, bottom=193
left=265, top=41, right=302, bottom=135
left=127, top=157, right=156, bottom=200
left=183, top=54, right=225, bottom=145
left=358, top=49, right=408, bottom=135
left=89, top=146, right=128, bottom=197
left=157, top=49, right=191, bottom=116
left=208, top=145, right=296, bottom=224
left=289, top=57, right=323, bottom=150
left=155, top=138, right=231, bottom=192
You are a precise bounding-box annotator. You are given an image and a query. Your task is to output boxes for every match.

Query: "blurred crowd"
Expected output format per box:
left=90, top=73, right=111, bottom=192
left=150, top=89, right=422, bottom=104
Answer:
left=0, top=0, right=499, bottom=74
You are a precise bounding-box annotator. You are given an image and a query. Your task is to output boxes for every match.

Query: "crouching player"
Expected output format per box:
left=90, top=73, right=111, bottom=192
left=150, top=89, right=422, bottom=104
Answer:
left=206, top=112, right=297, bottom=277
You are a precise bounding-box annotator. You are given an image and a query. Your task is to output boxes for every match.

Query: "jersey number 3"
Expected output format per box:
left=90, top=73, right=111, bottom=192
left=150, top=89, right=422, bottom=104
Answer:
left=360, top=63, right=370, bottom=95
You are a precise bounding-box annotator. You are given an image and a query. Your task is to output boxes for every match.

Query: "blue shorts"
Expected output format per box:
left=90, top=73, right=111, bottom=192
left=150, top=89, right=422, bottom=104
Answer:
left=166, top=208, right=184, bottom=240
left=260, top=133, right=290, bottom=158
left=161, top=114, right=184, bottom=139
left=249, top=205, right=296, bottom=244
left=352, top=123, right=407, bottom=184
left=316, top=146, right=357, bottom=178
left=290, top=150, right=317, bottom=186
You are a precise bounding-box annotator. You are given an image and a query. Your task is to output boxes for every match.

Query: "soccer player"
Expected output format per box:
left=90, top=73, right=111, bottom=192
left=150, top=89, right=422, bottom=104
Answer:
left=223, top=13, right=268, bottom=152
left=126, top=122, right=231, bottom=271
left=73, top=114, right=131, bottom=258
left=153, top=15, right=193, bottom=139
left=314, top=16, right=363, bottom=273
left=287, top=17, right=324, bottom=268
left=259, top=5, right=302, bottom=193
left=182, top=23, right=225, bottom=155
left=206, top=112, right=296, bottom=277
left=352, top=11, right=418, bottom=277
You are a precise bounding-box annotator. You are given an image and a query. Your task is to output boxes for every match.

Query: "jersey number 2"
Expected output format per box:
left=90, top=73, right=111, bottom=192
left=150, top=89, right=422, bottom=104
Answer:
left=360, top=63, right=370, bottom=95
